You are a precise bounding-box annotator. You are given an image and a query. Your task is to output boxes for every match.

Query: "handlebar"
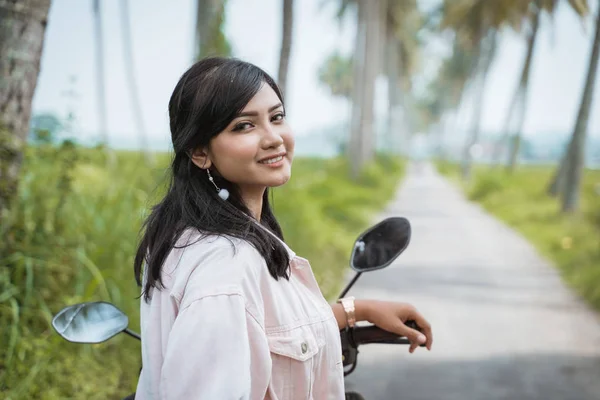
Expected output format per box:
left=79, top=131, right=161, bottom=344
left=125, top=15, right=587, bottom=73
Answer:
left=352, top=325, right=411, bottom=345
left=350, top=320, right=424, bottom=346
left=340, top=320, right=423, bottom=375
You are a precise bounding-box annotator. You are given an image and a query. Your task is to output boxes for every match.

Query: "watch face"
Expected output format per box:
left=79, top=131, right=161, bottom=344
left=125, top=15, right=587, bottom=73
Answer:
left=343, top=299, right=355, bottom=310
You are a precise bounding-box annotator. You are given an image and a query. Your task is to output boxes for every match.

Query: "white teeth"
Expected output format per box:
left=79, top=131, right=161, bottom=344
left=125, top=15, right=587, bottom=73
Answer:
left=261, top=155, right=283, bottom=164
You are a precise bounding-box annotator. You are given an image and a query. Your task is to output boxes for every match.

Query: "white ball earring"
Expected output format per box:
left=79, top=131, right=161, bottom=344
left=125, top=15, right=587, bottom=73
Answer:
left=206, top=169, right=229, bottom=200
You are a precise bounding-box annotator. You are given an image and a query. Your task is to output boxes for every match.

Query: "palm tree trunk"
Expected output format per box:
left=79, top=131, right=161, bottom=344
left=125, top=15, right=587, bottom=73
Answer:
left=386, top=32, right=402, bottom=153
left=547, top=139, right=571, bottom=196
left=120, top=0, right=153, bottom=166
left=277, top=0, right=293, bottom=96
left=195, top=0, right=209, bottom=58
left=195, top=0, right=229, bottom=59
left=560, top=5, right=600, bottom=213
left=491, top=5, right=541, bottom=168
left=349, top=0, right=367, bottom=178
left=396, top=45, right=413, bottom=155
left=349, top=0, right=381, bottom=177
left=461, top=30, right=497, bottom=181
left=506, top=7, right=541, bottom=172
left=358, top=0, right=381, bottom=165
left=93, top=0, right=109, bottom=147
left=445, top=82, right=469, bottom=160
left=435, top=112, right=449, bottom=159
left=0, top=0, right=51, bottom=220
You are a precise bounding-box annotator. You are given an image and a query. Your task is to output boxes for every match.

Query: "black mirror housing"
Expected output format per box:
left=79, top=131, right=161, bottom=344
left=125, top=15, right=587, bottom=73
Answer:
left=350, top=217, right=411, bottom=272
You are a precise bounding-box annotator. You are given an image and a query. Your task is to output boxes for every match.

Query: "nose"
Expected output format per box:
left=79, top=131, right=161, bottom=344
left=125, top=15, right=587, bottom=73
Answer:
left=261, top=124, right=284, bottom=149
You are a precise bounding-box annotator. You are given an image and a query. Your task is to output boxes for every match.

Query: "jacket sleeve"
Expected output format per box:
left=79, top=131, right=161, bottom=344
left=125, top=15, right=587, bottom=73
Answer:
left=159, top=291, right=263, bottom=400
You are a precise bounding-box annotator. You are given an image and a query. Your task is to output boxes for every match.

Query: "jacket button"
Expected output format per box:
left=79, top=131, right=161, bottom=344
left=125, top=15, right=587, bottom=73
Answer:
left=301, top=342, right=308, bottom=354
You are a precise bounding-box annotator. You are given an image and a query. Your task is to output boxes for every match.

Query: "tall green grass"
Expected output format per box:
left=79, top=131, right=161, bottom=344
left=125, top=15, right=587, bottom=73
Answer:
left=274, top=155, right=405, bottom=297
left=435, top=160, right=600, bottom=311
left=1, top=146, right=404, bottom=399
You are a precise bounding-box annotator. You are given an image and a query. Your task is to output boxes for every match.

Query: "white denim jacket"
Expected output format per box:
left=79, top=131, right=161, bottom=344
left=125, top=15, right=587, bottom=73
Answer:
left=135, top=227, right=345, bottom=399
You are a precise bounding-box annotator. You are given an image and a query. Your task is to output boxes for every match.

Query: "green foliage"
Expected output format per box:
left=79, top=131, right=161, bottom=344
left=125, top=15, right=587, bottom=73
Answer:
left=1, top=147, right=404, bottom=399
left=467, top=170, right=507, bottom=201
left=274, top=155, right=405, bottom=297
left=318, top=52, right=353, bottom=99
left=1, top=145, right=162, bottom=399
left=29, top=113, right=63, bottom=145
left=436, top=162, right=600, bottom=311
left=434, top=159, right=459, bottom=176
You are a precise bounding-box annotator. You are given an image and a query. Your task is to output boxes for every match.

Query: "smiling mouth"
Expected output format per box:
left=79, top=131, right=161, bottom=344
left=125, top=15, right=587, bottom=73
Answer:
left=259, top=155, right=284, bottom=165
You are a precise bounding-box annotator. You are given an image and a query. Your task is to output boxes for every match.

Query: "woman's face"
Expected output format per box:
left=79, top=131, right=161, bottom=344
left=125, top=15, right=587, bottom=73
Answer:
left=197, top=83, right=295, bottom=193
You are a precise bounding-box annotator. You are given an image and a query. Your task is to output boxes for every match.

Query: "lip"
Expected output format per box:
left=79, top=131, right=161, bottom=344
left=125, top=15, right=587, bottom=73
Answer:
left=258, top=152, right=287, bottom=163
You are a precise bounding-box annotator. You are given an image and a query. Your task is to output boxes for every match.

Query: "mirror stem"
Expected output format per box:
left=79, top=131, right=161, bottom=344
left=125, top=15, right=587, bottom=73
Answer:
left=124, top=328, right=141, bottom=341
left=338, top=272, right=362, bottom=299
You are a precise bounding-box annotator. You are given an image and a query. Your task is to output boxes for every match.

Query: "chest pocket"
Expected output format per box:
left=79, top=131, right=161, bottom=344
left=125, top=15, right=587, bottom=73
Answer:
left=267, top=325, right=323, bottom=399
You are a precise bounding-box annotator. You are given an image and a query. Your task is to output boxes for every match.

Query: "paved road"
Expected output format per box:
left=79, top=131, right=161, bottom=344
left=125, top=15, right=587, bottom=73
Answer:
left=343, top=163, right=600, bottom=400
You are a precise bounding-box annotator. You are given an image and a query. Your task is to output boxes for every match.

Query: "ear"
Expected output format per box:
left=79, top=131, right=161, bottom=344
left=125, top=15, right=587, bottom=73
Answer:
left=190, top=147, right=212, bottom=170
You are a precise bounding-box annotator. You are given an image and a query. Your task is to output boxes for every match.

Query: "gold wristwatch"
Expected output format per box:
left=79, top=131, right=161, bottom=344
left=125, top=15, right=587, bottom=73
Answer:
left=337, top=296, right=356, bottom=328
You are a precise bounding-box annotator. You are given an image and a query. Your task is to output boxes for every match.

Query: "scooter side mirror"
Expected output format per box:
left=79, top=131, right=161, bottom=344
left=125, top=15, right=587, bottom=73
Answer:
left=338, top=217, right=411, bottom=299
left=350, top=217, right=411, bottom=272
left=52, top=301, right=129, bottom=344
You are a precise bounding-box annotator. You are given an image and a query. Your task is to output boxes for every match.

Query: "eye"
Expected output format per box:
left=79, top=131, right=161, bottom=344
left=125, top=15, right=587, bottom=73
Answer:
left=271, top=112, right=285, bottom=122
left=233, top=121, right=253, bottom=132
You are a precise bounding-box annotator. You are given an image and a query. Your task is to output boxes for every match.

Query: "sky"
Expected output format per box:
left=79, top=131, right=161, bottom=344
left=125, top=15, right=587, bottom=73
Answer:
left=31, top=0, right=600, bottom=151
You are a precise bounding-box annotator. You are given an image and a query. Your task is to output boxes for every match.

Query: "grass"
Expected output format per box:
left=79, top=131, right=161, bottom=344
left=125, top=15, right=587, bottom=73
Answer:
left=1, top=145, right=404, bottom=399
left=274, top=155, right=405, bottom=298
left=435, top=159, right=600, bottom=311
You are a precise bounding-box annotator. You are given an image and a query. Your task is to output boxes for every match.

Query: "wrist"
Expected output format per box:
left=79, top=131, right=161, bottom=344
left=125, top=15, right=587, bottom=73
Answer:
left=337, top=296, right=356, bottom=328
left=354, top=299, right=373, bottom=323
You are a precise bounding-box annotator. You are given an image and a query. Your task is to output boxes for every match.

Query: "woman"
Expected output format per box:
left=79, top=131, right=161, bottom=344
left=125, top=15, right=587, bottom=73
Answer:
left=134, top=57, right=432, bottom=400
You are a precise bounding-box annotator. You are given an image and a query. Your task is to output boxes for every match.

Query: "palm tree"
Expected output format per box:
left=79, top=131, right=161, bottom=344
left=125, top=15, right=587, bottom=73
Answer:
left=499, top=0, right=590, bottom=171
left=440, top=2, right=495, bottom=180
left=93, top=0, right=109, bottom=147
left=461, top=29, right=497, bottom=181
left=500, top=0, right=544, bottom=171
left=120, top=0, right=154, bottom=165
left=0, top=0, right=52, bottom=220
left=547, top=1, right=593, bottom=199
left=345, top=0, right=383, bottom=178
left=560, top=3, right=600, bottom=213
left=439, top=0, right=527, bottom=180
left=333, top=0, right=422, bottom=176
left=385, top=0, right=421, bottom=154
left=318, top=52, right=353, bottom=99
left=278, top=0, right=294, bottom=96
left=194, top=0, right=231, bottom=59
left=413, top=78, right=445, bottom=135
left=434, top=39, right=476, bottom=160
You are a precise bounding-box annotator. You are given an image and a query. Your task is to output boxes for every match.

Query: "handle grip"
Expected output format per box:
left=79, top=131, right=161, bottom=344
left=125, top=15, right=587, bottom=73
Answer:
left=351, top=320, right=424, bottom=346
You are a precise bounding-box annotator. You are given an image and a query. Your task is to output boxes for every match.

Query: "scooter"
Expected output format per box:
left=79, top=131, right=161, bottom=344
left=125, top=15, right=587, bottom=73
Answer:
left=52, top=216, right=421, bottom=400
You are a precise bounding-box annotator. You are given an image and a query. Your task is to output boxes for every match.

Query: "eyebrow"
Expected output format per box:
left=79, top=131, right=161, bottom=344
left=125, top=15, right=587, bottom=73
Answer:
left=235, top=103, right=283, bottom=118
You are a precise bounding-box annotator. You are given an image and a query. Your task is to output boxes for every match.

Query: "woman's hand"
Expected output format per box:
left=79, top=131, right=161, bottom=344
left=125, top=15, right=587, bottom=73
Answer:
left=357, top=299, right=433, bottom=353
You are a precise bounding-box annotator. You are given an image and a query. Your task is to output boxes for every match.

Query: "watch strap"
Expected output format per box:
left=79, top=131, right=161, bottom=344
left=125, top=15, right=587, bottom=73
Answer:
left=337, top=296, right=356, bottom=328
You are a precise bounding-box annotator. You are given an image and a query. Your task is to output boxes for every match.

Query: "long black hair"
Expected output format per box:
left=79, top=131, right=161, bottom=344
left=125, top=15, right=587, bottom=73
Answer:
left=134, top=57, right=290, bottom=301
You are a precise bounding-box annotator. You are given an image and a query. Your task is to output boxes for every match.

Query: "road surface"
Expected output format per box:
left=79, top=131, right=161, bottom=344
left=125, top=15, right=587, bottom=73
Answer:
left=343, top=163, right=600, bottom=400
